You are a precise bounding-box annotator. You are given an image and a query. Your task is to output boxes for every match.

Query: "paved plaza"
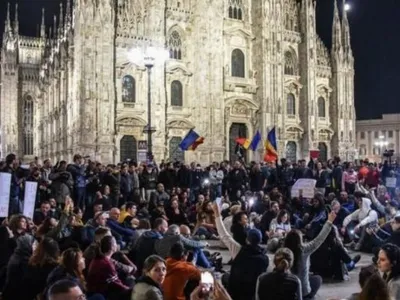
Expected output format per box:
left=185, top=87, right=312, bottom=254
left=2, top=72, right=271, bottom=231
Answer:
left=208, top=241, right=372, bottom=300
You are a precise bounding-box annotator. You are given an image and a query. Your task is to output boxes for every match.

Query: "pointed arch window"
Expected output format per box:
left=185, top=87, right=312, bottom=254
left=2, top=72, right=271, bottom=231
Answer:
left=284, top=51, right=296, bottom=75
left=122, top=75, right=136, bottom=103
left=23, top=95, right=34, bottom=155
left=318, top=97, right=326, bottom=118
left=171, top=80, right=183, bottom=107
left=231, top=49, right=245, bottom=78
left=286, top=93, right=296, bottom=115
left=228, top=0, right=243, bottom=20
left=168, top=30, right=182, bottom=60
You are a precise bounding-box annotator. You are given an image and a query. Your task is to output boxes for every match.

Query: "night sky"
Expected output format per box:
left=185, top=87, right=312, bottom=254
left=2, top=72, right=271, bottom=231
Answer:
left=0, top=0, right=399, bottom=120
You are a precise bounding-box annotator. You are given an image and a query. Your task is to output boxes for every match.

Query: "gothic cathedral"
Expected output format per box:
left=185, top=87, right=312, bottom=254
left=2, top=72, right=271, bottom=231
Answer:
left=0, top=0, right=356, bottom=164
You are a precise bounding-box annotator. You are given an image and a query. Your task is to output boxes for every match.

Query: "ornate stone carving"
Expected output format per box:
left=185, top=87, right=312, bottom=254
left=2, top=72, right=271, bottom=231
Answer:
left=231, top=103, right=249, bottom=115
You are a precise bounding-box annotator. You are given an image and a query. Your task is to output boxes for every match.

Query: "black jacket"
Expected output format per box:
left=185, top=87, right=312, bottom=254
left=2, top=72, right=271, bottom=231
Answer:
left=228, top=244, right=269, bottom=300
left=257, top=271, right=302, bottom=300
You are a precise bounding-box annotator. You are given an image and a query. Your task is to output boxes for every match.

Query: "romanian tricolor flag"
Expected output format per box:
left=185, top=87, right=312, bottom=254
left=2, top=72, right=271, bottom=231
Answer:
left=264, top=127, right=278, bottom=162
left=235, top=137, right=251, bottom=150
left=179, top=129, right=205, bottom=151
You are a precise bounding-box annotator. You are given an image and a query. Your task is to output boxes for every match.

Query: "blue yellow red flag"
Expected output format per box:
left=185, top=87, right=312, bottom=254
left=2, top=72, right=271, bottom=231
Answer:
left=179, top=129, right=204, bottom=151
left=264, top=127, right=278, bottom=162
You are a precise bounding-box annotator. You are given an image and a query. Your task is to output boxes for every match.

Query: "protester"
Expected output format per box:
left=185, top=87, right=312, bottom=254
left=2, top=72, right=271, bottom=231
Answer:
left=377, top=243, right=400, bottom=299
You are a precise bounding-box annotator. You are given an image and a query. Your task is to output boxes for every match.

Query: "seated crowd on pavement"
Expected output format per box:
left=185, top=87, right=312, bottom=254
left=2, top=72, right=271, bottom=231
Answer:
left=1, top=153, right=400, bottom=299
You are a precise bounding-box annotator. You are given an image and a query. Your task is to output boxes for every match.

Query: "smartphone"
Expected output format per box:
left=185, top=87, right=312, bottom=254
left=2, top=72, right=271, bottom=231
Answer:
left=215, top=197, right=222, bottom=207
left=200, top=271, right=214, bottom=296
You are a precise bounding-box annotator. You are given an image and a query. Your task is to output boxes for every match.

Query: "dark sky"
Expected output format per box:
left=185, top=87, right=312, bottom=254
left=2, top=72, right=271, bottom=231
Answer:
left=1, top=0, right=400, bottom=120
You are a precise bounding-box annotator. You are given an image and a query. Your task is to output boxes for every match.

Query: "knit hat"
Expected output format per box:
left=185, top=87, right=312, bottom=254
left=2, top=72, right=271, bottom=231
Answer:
left=247, top=228, right=262, bottom=246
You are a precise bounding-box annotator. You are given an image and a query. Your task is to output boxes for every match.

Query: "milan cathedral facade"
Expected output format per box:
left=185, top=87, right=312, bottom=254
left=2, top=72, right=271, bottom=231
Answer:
left=0, top=0, right=356, bottom=164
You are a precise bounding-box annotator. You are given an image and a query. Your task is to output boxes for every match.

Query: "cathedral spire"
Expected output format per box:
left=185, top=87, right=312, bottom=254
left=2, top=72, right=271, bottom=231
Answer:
left=331, top=0, right=342, bottom=54
left=342, top=1, right=352, bottom=57
left=58, top=3, right=64, bottom=37
left=5, top=3, right=11, bottom=35
left=40, top=8, right=46, bottom=39
left=65, top=0, right=71, bottom=29
left=14, top=3, right=19, bottom=35
left=53, top=15, right=57, bottom=41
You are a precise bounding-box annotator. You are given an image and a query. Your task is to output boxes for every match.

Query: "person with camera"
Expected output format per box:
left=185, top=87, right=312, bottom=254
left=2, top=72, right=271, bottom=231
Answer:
left=49, top=161, right=74, bottom=208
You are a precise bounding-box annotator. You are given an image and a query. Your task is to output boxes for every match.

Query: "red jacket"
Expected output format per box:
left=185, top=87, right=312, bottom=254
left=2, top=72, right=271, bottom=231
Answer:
left=87, top=256, right=129, bottom=296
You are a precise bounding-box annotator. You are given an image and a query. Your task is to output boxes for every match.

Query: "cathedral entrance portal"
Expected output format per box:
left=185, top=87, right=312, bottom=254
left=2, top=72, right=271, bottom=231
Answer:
left=318, top=142, right=328, bottom=162
left=120, top=135, right=137, bottom=162
left=229, top=123, right=247, bottom=162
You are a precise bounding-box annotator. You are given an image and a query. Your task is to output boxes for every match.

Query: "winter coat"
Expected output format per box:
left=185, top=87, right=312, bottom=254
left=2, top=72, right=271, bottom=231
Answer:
left=2, top=235, right=35, bottom=300
left=131, top=276, right=163, bottom=300
left=49, top=171, right=73, bottom=204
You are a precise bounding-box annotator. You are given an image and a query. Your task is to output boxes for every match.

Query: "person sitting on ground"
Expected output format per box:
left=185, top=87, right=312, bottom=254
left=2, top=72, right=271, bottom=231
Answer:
left=131, top=255, right=166, bottom=300
left=342, top=192, right=379, bottom=251
left=130, top=218, right=168, bottom=275
left=48, top=279, right=105, bottom=300
left=107, top=208, right=136, bottom=245
left=87, top=235, right=131, bottom=300
left=331, top=200, right=350, bottom=231
left=213, top=202, right=269, bottom=300
left=230, top=211, right=249, bottom=246
left=359, top=273, right=392, bottom=300
left=284, top=210, right=336, bottom=300
left=256, top=247, right=302, bottom=300
left=155, top=224, right=209, bottom=268
left=267, top=209, right=291, bottom=253
left=163, top=242, right=201, bottom=300
left=21, top=237, right=60, bottom=300
left=377, top=243, right=400, bottom=299
left=118, top=202, right=138, bottom=226
left=346, top=265, right=379, bottom=300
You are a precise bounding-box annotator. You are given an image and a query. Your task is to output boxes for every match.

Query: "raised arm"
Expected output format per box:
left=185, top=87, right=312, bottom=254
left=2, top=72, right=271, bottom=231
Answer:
left=212, top=202, right=241, bottom=259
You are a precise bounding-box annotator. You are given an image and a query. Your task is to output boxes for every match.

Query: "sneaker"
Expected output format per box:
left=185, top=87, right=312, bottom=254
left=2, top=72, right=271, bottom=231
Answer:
left=352, top=254, right=361, bottom=265
left=346, top=261, right=355, bottom=272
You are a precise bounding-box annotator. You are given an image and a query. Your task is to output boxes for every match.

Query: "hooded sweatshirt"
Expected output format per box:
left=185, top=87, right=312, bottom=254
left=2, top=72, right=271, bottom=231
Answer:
left=163, top=258, right=200, bottom=300
left=343, top=198, right=378, bottom=228
left=133, top=230, right=163, bottom=273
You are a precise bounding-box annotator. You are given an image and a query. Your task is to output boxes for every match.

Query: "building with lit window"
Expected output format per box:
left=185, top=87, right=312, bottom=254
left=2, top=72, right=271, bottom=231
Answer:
left=0, top=0, right=355, bottom=163
left=356, top=114, right=400, bottom=162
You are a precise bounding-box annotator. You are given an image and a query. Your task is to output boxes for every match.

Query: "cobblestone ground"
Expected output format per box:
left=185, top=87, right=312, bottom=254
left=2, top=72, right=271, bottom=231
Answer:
left=207, top=240, right=371, bottom=300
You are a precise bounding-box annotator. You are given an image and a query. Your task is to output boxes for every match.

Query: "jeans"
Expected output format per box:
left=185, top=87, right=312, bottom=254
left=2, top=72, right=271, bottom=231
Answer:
left=304, top=275, right=322, bottom=300
left=192, top=248, right=212, bottom=269
left=8, top=196, right=21, bottom=216
left=194, top=226, right=213, bottom=239
left=74, top=187, right=86, bottom=209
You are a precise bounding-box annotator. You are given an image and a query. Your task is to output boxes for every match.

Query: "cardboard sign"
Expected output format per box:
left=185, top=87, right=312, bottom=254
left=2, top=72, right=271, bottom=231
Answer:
left=291, top=179, right=317, bottom=199
left=386, top=177, right=397, bottom=189
left=23, top=181, right=38, bottom=219
left=0, top=173, right=12, bottom=217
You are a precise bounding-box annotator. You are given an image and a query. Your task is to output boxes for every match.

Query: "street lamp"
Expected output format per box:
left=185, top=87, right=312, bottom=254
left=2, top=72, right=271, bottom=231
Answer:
left=375, top=135, right=389, bottom=162
left=127, top=46, right=168, bottom=161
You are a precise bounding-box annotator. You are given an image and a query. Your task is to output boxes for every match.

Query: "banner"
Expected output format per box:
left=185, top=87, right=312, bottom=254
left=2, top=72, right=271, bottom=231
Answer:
left=0, top=173, right=12, bottom=217
left=386, top=177, right=397, bottom=189
left=23, top=181, right=38, bottom=219
left=291, top=179, right=317, bottom=199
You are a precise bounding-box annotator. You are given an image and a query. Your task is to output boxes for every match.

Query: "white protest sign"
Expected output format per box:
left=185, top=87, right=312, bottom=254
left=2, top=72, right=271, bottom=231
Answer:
left=23, top=181, right=38, bottom=219
left=386, top=177, right=397, bottom=189
left=0, top=173, right=12, bottom=217
left=291, top=179, right=317, bottom=199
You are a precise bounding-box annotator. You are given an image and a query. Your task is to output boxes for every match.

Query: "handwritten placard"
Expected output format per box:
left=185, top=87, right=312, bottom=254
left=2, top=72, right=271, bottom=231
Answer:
left=291, top=179, right=317, bottom=199
left=23, top=181, right=38, bottom=219
left=0, top=173, right=12, bottom=217
left=386, top=177, right=397, bottom=189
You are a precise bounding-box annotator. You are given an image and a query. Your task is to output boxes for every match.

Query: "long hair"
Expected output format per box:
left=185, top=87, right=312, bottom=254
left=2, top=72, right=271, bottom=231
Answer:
left=283, top=230, right=302, bottom=274
left=36, top=217, right=55, bottom=237
left=29, top=237, right=59, bottom=267
left=359, top=273, right=391, bottom=300
left=61, top=248, right=85, bottom=286
left=277, top=209, right=289, bottom=224
left=381, top=243, right=400, bottom=282
left=9, top=214, right=27, bottom=235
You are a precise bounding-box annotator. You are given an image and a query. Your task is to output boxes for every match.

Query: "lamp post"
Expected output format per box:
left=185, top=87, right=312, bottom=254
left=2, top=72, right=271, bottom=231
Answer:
left=127, top=46, right=168, bottom=161
left=375, top=135, right=388, bottom=162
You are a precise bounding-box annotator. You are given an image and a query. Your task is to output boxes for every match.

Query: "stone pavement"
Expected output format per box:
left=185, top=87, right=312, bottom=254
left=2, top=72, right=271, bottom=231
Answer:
left=207, top=240, right=372, bottom=300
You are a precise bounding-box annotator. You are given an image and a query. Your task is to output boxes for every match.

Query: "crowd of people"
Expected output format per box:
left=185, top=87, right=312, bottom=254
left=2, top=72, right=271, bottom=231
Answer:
left=0, top=152, right=400, bottom=300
